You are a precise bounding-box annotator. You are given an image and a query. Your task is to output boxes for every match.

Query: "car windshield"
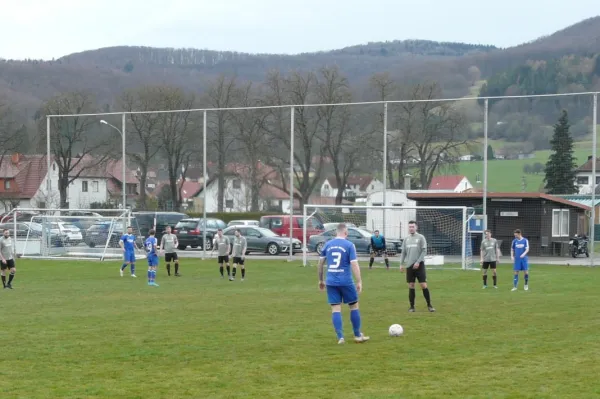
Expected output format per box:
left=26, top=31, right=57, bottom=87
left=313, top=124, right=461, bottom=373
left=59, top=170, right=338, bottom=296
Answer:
left=356, top=229, right=372, bottom=238
left=62, top=224, right=78, bottom=230
left=256, top=228, right=278, bottom=237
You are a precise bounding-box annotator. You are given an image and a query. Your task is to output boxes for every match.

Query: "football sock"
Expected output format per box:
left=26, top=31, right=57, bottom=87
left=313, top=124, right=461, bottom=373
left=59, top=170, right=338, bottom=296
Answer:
left=350, top=309, right=362, bottom=337
left=524, top=274, right=529, bottom=285
left=369, top=258, right=374, bottom=268
left=166, top=264, right=171, bottom=276
left=332, top=311, right=343, bottom=339
left=175, top=263, right=179, bottom=274
left=219, top=266, right=224, bottom=277
left=226, top=266, right=231, bottom=276
left=423, top=288, right=432, bottom=306
left=409, top=288, right=416, bottom=307
left=121, top=263, right=127, bottom=271
left=130, top=264, right=135, bottom=275
left=232, top=267, right=237, bottom=277
left=513, top=274, right=519, bottom=287
left=152, top=270, right=156, bottom=283
left=147, top=269, right=152, bottom=283
left=1, top=275, right=5, bottom=287
left=493, top=275, right=497, bottom=286
left=483, top=275, right=488, bottom=285
left=241, top=268, right=246, bottom=278
left=385, top=258, right=389, bottom=268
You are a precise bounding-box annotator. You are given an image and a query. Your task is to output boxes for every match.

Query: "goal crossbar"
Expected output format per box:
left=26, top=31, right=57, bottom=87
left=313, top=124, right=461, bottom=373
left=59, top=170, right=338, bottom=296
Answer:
left=302, top=204, right=476, bottom=270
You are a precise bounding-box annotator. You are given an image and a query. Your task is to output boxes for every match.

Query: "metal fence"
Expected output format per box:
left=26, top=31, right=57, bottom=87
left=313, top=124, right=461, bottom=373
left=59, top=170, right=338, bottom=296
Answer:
left=46, top=91, right=599, bottom=264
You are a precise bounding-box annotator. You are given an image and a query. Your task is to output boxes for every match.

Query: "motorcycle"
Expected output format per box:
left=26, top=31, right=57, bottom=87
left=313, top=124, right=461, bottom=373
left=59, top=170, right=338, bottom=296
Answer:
left=569, top=234, right=589, bottom=258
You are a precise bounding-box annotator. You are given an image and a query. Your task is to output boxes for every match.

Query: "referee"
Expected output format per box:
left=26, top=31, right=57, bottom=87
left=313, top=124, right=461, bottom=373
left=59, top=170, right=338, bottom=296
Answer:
left=0, top=229, right=17, bottom=289
left=399, top=220, right=435, bottom=313
left=160, top=226, right=181, bottom=276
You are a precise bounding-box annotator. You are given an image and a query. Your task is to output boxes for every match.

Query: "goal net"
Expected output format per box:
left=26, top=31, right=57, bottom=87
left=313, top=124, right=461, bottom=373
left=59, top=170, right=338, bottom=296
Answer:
left=1, top=207, right=145, bottom=261
left=302, top=205, right=477, bottom=270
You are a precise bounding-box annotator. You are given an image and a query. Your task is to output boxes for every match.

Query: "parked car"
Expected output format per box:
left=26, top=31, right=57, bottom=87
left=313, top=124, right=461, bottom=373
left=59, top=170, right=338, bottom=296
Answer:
left=322, top=222, right=357, bottom=231
left=223, top=226, right=302, bottom=255
left=62, top=211, right=104, bottom=240
left=0, top=222, right=43, bottom=238
left=259, top=215, right=324, bottom=243
left=0, top=211, right=39, bottom=224
left=307, top=227, right=403, bottom=256
left=132, top=212, right=188, bottom=242
left=227, top=220, right=260, bottom=228
left=50, top=222, right=83, bottom=245
left=85, top=221, right=144, bottom=248
left=175, top=218, right=226, bottom=250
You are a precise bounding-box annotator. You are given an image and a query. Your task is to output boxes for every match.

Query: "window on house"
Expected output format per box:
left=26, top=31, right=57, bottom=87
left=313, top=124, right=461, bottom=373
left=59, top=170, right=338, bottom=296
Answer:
left=92, top=181, right=99, bottom=192
left=577, top=176, right=589, bottom=185
left=232, top=179, right=241, bottom=189
left=371, top=184, right=374, bottom=190
left=82, top=181, right=88, bottom=192
left=127, top=184, right=137, bottom=195
left=596, top=176, right=600, bottom=185
left=4, top=180, right=10, bottom=190
left=39, top=202, right=46, bottom=209
left=552, top=209, right=569, bottom=237
left=225, top=199, right=234, bottom=208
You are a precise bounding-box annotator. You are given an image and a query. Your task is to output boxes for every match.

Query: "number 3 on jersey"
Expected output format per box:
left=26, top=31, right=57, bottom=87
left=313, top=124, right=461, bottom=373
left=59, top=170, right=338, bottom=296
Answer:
left=329, top=251, right=342, bottom=268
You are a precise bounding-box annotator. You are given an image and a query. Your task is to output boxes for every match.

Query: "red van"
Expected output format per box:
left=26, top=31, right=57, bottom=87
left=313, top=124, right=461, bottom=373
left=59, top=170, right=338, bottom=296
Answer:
left=259, top=215, right=324, bottom=243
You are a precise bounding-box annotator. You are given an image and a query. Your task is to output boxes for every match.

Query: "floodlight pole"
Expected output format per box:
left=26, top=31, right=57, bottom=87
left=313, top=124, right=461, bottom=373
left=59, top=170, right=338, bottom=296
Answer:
left=121, top=113, right=127, bottom=218
left=46, top=117, right=51, bottom=194
left=383, top=102, right=388, bottom=235
left=289, top=106, right=295, bottom=262
left=483, top=99, right=489, bottom=230
left=202, top=110, right=208, bottom=260
left=591, top=93, right=598, bottom=267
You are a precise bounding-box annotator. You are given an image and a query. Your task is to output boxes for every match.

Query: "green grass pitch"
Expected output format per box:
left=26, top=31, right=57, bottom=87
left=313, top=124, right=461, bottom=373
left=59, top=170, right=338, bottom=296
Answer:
left=1, top=259, right=600, bottom=398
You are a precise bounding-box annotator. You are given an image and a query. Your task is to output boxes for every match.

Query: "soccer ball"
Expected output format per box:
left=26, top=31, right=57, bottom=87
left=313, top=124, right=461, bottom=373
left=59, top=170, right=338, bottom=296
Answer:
left=388, top=324, right=404, bottom=337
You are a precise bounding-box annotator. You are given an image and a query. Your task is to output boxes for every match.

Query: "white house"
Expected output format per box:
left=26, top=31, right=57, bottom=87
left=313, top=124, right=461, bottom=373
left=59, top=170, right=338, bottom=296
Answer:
left=575, top=156, right=600, bottom=194
left=428, top=175, right=473, bottom=192
left=320, top=176, right=384, bottom=198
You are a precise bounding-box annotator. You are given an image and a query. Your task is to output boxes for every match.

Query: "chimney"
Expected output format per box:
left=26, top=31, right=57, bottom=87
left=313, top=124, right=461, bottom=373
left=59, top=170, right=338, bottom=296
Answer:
left=589, top=155, right=593, bottom=161
left=404, top=174, right=412, bottom=190
left=10, top=153, right=20, bottom=165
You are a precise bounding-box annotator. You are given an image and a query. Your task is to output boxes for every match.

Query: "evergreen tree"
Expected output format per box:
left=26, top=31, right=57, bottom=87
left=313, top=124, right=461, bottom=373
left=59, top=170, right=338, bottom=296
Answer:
left=544, top=110, right=578, bottom=194
left=487, top=144, right=495, bottom=160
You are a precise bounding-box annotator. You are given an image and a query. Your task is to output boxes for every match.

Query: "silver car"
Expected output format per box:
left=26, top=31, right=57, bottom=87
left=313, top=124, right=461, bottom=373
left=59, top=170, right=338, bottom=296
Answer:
left=223, top=226, right=302, bottom=255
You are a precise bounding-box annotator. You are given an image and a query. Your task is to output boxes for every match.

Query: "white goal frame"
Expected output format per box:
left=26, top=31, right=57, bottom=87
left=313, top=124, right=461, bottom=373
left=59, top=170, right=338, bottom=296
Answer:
left=302, top=204, right=477, bottom=270
left=1, top=207, right=136, bottom=261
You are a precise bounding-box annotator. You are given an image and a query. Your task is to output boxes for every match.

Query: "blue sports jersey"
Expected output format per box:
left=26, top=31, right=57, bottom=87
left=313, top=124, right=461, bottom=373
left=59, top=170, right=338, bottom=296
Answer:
left=512, top=237, right=529, bottom=260
left=320, top=238, right=357, bottom=286
left=121, top=234, right=136, bottom=252
left=371, top=235, right=385, bottom=249
left=145, top=237, right=157, bottom=257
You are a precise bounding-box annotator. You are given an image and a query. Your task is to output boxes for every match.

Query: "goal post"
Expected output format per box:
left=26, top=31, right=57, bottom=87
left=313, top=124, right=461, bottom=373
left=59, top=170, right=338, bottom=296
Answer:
left=1, top=207, right=144, bottom=261
left=302, top=204, right=477, bottom=270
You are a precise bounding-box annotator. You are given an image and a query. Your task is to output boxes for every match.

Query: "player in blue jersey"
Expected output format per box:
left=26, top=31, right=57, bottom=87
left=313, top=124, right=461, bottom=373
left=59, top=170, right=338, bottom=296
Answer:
left=317, top=223, right=369, bottom=344
left=119, top=226, right=137, bottom=278
left=145, top=229, right=159, bottom=287
left=369, top=230, right=390, bottom=270
left=511, top=229, right=530, bottom=291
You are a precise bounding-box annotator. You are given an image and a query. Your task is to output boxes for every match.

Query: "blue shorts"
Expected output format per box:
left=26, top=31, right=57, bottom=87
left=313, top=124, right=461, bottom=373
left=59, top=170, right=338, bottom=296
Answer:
left=123, top=251, right=136, bottom=263
left=326, top=285, right=358, bottom=305
left=147, top=255, right=158, bottom=267
left=513, top=258, right=529, bottom=271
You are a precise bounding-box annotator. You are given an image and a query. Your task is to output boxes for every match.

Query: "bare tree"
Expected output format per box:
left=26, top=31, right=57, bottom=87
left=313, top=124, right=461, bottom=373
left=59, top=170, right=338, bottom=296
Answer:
left=204, top=75, right=238, bottom=212
left=263, top=70, right=325, bottom=207
left=316, top=67, right=364, bottom=205
left=39, top=92, right=115, bottom=208
left=230, top=83, right=271, bottom=211
left=395, top=83, right=470, bottom=188
left=156, top=87, right=196, bottom=211
left=119, top=87, right=163, bottom=209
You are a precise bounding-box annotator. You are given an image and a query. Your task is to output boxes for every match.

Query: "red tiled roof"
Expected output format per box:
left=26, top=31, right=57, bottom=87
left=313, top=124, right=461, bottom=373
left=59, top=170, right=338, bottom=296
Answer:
left=180, top=181, right=202, bottom=200
left=428, top=175, right=465, bottom=190
left=9, top=155, right=48, bottom=199
left=576, top=157, right=600, bottom=172
left=406, top=192, right=591, bottom=211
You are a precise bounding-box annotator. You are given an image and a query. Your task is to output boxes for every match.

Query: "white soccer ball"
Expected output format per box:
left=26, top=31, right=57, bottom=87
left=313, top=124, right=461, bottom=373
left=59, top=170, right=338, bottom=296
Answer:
left=388, top=324, right=404, bottom=337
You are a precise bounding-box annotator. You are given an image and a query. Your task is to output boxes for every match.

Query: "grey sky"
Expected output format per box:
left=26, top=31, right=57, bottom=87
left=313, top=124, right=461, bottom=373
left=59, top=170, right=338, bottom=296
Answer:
left=1, top=0, right=598, bottom=60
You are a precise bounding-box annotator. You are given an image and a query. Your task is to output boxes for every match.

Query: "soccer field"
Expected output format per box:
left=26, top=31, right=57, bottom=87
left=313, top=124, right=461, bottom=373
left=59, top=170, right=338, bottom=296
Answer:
left=2, top=260, right=600, bottom=398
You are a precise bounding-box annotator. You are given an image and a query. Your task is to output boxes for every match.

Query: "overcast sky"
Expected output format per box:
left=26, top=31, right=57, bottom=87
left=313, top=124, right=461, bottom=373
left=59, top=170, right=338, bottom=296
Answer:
left=1, top=0, right=598, bottom=60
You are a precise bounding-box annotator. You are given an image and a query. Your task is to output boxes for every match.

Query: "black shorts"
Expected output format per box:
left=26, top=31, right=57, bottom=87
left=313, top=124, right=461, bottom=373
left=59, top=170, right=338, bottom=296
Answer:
left=218, top=255, right=230, bottom=264
left=482, top=261, right=497, bottom=270
left=1, top=259, right=15, bottom=270
left=406, top=262, right=426, bottom=283
left=370, top=248, right=387, bottom=257
left=165, top=252, right=178, bottom=262
left=233, top=256, right=245, bottom=265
